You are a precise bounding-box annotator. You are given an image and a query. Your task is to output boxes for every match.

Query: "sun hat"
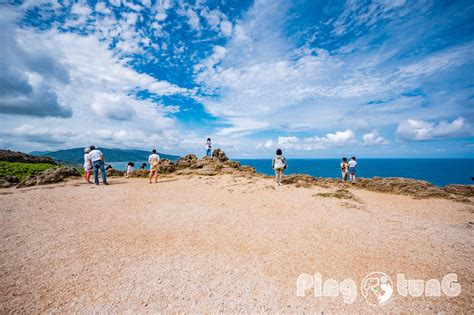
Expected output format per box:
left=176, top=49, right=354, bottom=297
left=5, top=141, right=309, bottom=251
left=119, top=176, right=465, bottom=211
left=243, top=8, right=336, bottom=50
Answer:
left=84, top=147, right=91, bottom=153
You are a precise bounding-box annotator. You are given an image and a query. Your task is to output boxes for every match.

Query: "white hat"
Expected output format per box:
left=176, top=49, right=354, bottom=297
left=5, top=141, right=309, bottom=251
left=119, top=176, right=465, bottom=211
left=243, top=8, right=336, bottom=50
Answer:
left=84, top=147, right=91, bottom=153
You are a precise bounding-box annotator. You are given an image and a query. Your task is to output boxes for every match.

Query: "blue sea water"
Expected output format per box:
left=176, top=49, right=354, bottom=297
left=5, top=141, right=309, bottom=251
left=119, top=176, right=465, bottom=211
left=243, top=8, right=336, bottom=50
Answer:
left=236, top=159, right=474, bottom=187
left=109, top=159, right=474, bottom=186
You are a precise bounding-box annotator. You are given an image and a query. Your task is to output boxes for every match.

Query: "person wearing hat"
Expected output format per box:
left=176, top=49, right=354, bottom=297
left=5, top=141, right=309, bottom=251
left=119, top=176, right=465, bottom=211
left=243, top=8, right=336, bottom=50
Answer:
left=83, top=147, right=93, bottom=183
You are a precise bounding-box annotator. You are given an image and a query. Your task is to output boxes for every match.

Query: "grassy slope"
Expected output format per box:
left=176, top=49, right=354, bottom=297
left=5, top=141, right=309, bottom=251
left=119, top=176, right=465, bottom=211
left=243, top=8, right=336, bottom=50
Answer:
left=0, top=161, right=58, bottom=181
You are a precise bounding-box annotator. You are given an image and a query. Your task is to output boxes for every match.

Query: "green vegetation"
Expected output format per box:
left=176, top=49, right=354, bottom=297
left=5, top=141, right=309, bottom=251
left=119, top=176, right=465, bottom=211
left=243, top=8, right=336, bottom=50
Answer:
left=0, top=161, right=58, bottom=181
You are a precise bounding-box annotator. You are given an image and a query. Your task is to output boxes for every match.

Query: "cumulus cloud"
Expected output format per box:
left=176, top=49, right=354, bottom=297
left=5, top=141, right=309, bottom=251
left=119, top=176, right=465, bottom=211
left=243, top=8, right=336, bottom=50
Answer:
left=276, top=130, right=356, bottom=150
left=362, top=131, right=388, bottom=146
left=0, top=9, right=72, bottom=117
left=396, top=117, right=472, bottom=141
left=91, top=92, right=136, bottom=121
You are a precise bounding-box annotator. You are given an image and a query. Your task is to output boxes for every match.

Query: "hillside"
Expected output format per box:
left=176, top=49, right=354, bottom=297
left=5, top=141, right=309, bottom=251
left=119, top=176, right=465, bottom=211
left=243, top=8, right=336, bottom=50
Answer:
left=31, top=148, right=180, bottom=165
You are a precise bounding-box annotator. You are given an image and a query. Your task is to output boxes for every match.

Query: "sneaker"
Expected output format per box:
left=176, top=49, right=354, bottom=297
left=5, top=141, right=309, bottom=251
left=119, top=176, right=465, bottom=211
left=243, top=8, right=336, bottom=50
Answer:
left=103, top=182, right=109, bottom=185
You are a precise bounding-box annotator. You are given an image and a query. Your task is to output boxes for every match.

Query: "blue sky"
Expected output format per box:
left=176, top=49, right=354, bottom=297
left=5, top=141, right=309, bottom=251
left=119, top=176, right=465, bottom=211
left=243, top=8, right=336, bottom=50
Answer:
left=0, top=0, right=473, bottom=158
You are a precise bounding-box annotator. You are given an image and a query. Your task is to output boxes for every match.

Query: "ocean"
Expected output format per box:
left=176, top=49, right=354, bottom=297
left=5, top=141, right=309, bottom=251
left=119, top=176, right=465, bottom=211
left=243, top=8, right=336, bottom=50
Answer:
left=109, top=158, right=474, bottom=187
left=237, top=158, right=474, bottom=187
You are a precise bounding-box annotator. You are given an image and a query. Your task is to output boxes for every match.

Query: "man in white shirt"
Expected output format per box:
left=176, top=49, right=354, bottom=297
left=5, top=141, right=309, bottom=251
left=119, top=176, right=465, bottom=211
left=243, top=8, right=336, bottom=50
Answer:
left=148, top=149, right=160, bottom=184
left=88, top=146, right=109, bottom=185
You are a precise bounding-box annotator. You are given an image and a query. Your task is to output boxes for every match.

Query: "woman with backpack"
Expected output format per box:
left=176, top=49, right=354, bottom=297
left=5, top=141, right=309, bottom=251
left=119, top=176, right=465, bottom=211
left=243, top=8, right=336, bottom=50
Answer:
left=272, top=148, right=287, bottom=186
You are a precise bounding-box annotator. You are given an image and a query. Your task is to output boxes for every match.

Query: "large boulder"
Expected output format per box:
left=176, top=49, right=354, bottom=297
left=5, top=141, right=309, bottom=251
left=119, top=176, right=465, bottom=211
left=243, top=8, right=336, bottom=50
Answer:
left=158, top=159, right=176, bottom=173
left=0, top=175, right=19, bottom=188
left=212, top=149, right=228, bottom=162
left=0, top=149, right=57, bottom=165
left=176, top=154, right=198, bottom=169
left=18, top=167, right=80, bottom=187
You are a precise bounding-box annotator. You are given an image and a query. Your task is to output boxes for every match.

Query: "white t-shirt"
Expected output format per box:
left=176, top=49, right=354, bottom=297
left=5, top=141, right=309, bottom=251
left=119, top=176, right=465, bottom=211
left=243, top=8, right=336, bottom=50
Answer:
left=348, top=160, right=357, bottom=168
left=205, top=141, right=211, bottom=150
left=148, top=153, right=160, bottom=165
left=126, top=165, right=134, bottom=173
left=88, top=149, right=103, bottom=162
left=84, top=154, right=92, bottom=169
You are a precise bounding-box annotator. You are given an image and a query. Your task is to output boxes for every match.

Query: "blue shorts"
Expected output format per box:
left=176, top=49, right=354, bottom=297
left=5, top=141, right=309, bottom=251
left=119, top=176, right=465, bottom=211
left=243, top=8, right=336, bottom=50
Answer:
left=348, top=167, right=356, bottom=174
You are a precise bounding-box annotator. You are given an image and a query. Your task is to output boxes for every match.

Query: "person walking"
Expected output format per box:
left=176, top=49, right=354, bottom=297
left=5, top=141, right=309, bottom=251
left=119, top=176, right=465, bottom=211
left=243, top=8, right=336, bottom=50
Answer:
left=272, top=148, right=287, bottom=186
left=88, top=146, right=108, bottom=185
left=348, top=156, right=357, bottom=183
left=83, top=147, right=93, bottom=183
left=148, top=149, right=160, bottom=183
left=205, top=138, right=212, bottom=157
left=340, top=157, right=348, bottom=182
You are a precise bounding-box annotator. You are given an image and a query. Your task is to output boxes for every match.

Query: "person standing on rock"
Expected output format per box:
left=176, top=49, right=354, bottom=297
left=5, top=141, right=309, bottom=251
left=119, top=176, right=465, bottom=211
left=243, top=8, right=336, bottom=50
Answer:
left=272, top=149, right=287, bottom=186
left=88, top=146, right=109, bottom=185
left=148, top=149, right=160, bottom=184
left=348, top=156, right=357, bottom=183
left=83, top=147, right=93, bottom=183
left=205, top=138, right=212, bottom=157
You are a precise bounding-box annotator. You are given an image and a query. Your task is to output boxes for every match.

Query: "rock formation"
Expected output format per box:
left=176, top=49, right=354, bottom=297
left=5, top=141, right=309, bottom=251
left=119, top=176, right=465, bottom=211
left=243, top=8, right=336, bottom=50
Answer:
left=18, top=167, right=80, bottom=187
left=0, top=175, right=19, bottom=188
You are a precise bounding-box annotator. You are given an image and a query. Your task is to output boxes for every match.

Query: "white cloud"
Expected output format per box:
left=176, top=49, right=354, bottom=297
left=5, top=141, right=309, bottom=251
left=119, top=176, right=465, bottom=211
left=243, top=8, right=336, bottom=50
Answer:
left=396, top=117, right=472, bottom=141
left=362, top=131, right=388, bottom=146
left=95, top=2, right=112, bottom=15
left=276, top=130, right=356, bottom=150
left=183, top=8, right=201, bottom=32
left=91, top=92, right=136, bottom=121
left=220, top=20, right=233, bottom=37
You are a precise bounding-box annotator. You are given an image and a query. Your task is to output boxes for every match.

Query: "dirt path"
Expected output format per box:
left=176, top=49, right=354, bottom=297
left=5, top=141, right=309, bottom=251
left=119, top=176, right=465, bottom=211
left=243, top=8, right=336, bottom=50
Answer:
left=1, top=175, right=473, bottom=312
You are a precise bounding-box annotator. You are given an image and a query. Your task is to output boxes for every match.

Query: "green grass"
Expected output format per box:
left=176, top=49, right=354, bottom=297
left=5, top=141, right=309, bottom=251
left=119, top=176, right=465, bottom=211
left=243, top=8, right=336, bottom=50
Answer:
left=0, top=161, right=58, bottom=181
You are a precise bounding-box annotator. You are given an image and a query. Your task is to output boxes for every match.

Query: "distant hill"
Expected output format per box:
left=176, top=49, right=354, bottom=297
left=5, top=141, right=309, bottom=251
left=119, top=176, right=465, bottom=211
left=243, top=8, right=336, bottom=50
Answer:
left=30, top=148, right=180, bottom=165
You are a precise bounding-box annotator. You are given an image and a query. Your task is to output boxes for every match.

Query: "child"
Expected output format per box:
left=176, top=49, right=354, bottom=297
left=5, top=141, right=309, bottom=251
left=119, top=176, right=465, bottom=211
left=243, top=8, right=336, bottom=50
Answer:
left=272, top=149, right=287, bottom=186
left=348, top=156, right=357, bottom=182
left=340, top=157, right=348, bottom=182
left=125, top=162, right=135, bottom=177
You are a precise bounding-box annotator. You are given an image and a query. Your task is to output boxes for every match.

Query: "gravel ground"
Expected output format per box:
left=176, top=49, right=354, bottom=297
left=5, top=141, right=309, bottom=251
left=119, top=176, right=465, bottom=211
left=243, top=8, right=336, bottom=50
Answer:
left=1, top=174, right=473, bottom=313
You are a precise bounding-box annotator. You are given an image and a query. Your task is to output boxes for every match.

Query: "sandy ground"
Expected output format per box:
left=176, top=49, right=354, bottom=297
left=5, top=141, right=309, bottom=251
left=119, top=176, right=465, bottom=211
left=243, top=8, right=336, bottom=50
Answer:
left=1, top=174, right=473, bottom=313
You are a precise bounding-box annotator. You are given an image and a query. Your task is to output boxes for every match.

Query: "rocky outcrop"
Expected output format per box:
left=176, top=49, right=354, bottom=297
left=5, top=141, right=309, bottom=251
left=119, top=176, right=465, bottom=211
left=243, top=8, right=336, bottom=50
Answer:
left=173, top=150, right=254, bottom=176
left=176, top=154, right=198, bottom=169
left=158, top=159, right=176, bottom=173
left=106, top=169, right=125, bottom=177
left=442, top=184, right=474, bottom=197
left=128, top=170, right=149, bottom=178
left=0, top=175, right=19, bottom=188
left=18, top=167, right=80, bottom=187
left=281, top=174, right=472, bottom=201
left=355, top=177, right=451, bottom=199
left=212, top=149, right=228, bottom=162
left=0, top=150, right=57, bottom=165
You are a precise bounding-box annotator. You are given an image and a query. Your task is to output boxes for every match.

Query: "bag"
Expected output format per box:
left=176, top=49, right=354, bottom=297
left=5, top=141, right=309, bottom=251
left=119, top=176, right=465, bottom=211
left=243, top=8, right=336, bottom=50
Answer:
left=274, top=156, right=285, bottom=170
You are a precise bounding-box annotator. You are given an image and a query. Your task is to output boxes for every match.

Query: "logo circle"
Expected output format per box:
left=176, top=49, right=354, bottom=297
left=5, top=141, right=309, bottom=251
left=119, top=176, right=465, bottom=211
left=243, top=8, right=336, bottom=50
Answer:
left=361, top=272, right=393, bottom=306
